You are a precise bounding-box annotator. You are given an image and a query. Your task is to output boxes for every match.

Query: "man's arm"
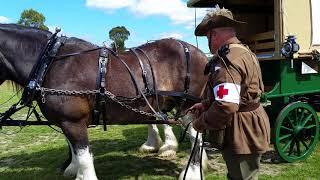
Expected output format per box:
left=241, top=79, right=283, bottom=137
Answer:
left=193, top=58, right=243, bottom=131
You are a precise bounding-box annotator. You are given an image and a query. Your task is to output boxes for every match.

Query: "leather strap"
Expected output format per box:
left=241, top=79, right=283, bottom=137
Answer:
left=21, top=35, right=67, bottom=106
left=130, top=48, right=153, bottom=93
left=228, top=44, right=264, bottom=93
left=177, top=40, right=191, bottom=93
left=238, top=102, right=260, bottom=112
left=93, top=47, right=109, bottom=130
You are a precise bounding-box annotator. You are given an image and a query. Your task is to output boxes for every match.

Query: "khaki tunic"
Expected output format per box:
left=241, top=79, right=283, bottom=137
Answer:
left=198, top=37, right=270, bottom=154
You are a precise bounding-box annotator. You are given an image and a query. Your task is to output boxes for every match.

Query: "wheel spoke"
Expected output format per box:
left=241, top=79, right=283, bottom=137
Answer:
left=279, top=134, right=292, bottom=141
left=296, top=139, right=301, bottom=156
left=288, top=140, right=295, bottom=156
left=298, top=109, right=305, bottom=125
left=287, top=116, right=295, bottom=128
left=282, top=139, right=293, bottom=152
left=301, top=139, right=309, bottom=150
left=281, top=126, right=293, bottom=132
left=294, top=109, right=298, bottom=122
left=300, top=114, right=313, bottom=127
left=305, top=125, right=316, bottom=129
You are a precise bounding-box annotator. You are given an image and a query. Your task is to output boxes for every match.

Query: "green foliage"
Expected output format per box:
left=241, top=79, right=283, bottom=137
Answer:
left=17, top=8, right=49, bottom=31
left=109, top=26, right=130, bottom=52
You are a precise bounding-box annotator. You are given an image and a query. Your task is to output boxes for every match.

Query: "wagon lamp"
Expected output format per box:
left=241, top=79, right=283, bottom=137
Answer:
left=55, top=27, right=61, bottom=33
left=281, top=35, right=300, bottom=68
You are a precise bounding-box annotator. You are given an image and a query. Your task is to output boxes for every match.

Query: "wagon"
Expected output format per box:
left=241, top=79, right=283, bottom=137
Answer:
left=187, top=0, right=320, bottom=162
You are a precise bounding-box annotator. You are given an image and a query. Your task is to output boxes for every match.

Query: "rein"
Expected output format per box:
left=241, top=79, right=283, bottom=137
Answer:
left=51, top=47, right=102, bottom=60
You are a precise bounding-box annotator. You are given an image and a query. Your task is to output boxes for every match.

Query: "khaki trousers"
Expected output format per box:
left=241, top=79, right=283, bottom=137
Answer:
left=222, top=148, right=261, bottom=180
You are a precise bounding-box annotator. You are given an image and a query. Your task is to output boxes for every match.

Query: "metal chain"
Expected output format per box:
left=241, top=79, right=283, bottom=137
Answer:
left=104, top=90, right=156, bottom=117
left=39, top=87, right=99, bottom=96
left=37, top=87, right=156, bottom=118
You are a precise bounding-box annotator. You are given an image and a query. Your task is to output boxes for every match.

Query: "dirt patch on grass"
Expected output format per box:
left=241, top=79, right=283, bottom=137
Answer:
left=207, top=149, right=285, bottom=176
left=175, top=149, right=286, bottom=177
left=206, top=152, right=227, bottom=174
left=0, top=158, right=15, bottom=166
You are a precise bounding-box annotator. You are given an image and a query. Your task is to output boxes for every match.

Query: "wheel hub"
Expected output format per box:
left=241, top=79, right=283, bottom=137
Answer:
left=293, top=125, right=303, bottom=136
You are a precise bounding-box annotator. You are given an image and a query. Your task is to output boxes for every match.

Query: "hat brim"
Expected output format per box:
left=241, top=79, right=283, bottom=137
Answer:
left=195, top=15, right=246, bottom=36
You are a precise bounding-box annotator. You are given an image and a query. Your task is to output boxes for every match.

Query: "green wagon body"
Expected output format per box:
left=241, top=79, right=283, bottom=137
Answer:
left=187, top=0, right=320, bottom=162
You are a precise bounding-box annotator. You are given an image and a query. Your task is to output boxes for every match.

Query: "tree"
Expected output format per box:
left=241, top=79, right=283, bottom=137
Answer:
left=109, top=26, right=130, bottom=52
left=18, top=8, right=49, bottom=30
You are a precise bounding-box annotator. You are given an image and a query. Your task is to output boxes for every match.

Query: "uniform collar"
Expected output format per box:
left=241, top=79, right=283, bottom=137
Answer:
left=225, top=37, right=241, bottom=44
left=215, top=37, right=241, bottom=54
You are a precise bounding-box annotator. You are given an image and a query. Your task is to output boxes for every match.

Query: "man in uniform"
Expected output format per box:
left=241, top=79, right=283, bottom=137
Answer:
left=188, top=6, right=270, bottom=180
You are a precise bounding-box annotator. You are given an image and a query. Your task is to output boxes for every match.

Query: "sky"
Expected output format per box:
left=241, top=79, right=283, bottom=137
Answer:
left=0, top=0, right=210, bottom=53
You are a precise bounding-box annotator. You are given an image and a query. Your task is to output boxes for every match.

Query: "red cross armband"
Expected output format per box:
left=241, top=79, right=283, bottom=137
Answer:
left=213, top=83, right=241, bottom=104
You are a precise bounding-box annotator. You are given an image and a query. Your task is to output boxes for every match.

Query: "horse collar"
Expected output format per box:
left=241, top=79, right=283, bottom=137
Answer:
left=21, top=34, right=67, bottom=106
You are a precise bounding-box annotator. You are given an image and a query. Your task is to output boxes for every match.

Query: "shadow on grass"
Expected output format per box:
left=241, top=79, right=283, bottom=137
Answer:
left=261, top=150, right=286, bottom=164
left=0, top=125, right=190, bottom=179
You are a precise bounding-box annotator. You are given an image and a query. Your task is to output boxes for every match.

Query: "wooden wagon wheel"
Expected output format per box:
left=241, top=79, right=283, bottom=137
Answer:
left=274, top=102, right=319, bottom=162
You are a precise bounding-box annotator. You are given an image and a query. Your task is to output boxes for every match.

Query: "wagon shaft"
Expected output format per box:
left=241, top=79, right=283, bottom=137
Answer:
left=0, top=119, right=181, bottom=127
left=0, top=120, right=54, bottom=126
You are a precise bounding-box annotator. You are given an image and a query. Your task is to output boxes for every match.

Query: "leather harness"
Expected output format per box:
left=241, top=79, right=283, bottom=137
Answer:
left=20, top=33, right=201, bottom=130
left=21, top=31, right=67, bottom=106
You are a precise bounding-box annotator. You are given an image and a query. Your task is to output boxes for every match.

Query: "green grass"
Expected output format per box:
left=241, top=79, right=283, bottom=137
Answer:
left=1, top=83, right=320, bottom=179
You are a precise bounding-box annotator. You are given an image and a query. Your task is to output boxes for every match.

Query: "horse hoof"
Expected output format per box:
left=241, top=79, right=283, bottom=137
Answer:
left=179, top=163, right=204, bottom=180
left=75, top=172, right=98, bottom=180
left=201, top=152, right=209, bottom=172
left=75, top=174, right=83, bottom=180
left=158, top=144, right=177, bottom=158
left=139, top=143, right=160, bottom=153
left=158, top=143, right=177, bottom=158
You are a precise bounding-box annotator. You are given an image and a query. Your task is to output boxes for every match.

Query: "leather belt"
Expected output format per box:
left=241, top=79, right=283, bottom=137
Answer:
left=238, top=102, right=260, bottom=112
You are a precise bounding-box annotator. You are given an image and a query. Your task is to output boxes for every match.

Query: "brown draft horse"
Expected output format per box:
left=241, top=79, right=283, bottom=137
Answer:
left=0, top=24, right=208, bottom=179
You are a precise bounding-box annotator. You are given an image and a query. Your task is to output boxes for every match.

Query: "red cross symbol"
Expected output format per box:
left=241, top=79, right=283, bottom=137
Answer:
left=217, top=85, right=229, bottom=99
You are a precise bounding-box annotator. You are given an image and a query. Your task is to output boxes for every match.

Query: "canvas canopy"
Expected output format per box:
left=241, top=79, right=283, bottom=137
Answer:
left=188, top=0, right=320, bottom=59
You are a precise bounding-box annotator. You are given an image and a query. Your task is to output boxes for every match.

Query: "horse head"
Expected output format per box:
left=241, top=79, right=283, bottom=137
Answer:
left=0, top=23, right=51, bottom=86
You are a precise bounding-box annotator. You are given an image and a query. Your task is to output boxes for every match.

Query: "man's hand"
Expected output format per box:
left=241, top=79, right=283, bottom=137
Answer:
left=192, top=118, right=205, bottom=133
left=186, top=103, right=207, bottom=133
left=186, top=103, right=206, bottom=117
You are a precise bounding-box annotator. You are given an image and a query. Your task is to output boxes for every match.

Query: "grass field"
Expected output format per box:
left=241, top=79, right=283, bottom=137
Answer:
left=1, top=83, right=320, bottom=180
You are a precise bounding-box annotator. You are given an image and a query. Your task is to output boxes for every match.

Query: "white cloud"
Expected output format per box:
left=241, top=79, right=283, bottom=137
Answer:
left=86, top=0, right=136, bottom=10
left=159, top=32, right=183, bottom=39
left=0, top=16, right=11, bottom=23
left=85, top=0, right=207, bottom=28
